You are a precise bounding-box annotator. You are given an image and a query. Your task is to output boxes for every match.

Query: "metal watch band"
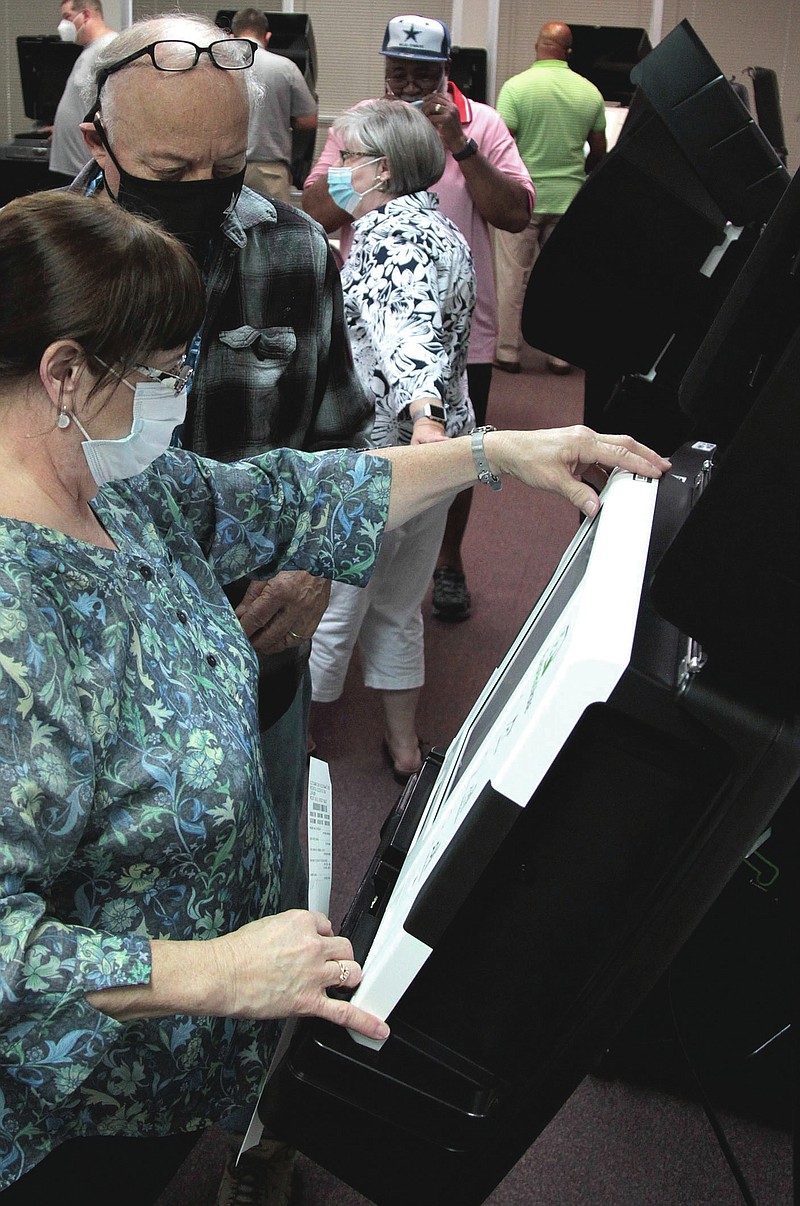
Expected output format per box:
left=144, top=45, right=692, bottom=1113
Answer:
left=470, top=425, right=502, bottom=491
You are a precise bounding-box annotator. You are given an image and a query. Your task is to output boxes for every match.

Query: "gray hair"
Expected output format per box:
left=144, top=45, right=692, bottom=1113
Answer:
left=333, top=99, right=446, bottom=197
left=86, top=12, right=264, bottom=135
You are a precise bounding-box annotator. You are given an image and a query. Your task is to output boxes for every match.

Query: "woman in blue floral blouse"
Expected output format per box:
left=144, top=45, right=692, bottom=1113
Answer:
left=0, top=192, right=394, bottom=1201
left=0, top=192, right=669, bottom=1201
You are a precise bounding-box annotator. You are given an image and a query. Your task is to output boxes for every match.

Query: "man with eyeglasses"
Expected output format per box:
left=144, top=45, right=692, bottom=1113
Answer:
left=71, top=8, right=372, bottom=954
left=304, top=14, right=536, bottom=624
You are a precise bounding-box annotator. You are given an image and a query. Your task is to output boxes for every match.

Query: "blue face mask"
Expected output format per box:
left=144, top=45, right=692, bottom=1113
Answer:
left=326, top=158, right=384, bottom=216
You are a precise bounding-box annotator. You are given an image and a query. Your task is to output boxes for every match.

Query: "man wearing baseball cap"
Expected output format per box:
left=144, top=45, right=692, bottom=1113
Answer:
left=304, top=14, right=535, bottom=622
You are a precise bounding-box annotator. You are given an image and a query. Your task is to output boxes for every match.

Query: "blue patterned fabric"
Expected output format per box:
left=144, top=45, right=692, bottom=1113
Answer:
left=0, top=446, right=389, bottom=1189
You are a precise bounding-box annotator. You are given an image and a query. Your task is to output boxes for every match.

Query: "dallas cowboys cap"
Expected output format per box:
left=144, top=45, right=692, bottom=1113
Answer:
left=380, top=15, right=452, bottom=62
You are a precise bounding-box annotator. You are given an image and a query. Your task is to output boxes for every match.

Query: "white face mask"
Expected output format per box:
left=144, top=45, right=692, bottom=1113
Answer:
left=70, top=374, right=188, bottom=490
left=57, top=17, right=78, bottom=42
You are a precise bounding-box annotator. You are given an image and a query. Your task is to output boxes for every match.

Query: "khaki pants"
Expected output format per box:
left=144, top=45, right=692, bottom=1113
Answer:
left=244, top=160, right=293, bottom=205
left=494, top=211, right=561, bottom=363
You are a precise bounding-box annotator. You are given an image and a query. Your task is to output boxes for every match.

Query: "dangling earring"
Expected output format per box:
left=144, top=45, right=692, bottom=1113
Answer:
left=56, top=407, right=71, bottom=429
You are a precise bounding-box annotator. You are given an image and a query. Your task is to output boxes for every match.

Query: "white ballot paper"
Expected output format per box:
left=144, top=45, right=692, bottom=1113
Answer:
left=239, top=758, right=333, bottom=1157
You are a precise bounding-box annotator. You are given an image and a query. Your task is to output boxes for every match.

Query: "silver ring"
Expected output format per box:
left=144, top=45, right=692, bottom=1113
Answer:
left=287, top=630, right=303, bottom=641
left=434, top=103, right=442, bottom=114
left=337, top=960, right=350, bottom=985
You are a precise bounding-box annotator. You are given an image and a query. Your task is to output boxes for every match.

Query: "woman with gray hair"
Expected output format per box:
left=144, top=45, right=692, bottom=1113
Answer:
left=309, top=98, right=477, bottom=782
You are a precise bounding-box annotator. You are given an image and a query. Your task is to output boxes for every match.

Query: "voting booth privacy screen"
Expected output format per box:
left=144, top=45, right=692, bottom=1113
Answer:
left=521, top=20, right=790, bottom=451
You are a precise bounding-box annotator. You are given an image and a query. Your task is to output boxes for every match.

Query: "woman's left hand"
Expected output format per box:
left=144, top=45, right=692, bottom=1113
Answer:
left=234, top=571, right=331, bottom=653
left=490, top=426, right=672, bottom=517
left=411, top=418, right=449, bottom=445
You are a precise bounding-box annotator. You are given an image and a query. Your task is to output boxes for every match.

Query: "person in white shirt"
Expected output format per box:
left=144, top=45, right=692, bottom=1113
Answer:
left=230, top=7, right=317, bottom=204
left=50, top=0, right=117, bottom=179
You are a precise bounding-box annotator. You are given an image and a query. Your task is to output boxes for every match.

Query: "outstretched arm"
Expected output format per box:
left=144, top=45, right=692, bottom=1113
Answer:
left=379, top=426, right=671, bottom=529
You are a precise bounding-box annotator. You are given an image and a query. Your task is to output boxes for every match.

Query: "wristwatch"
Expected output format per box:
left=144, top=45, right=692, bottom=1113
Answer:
left=411, top=403, right=446, bottom=424
left=470, top=424, right=502, bottom=491
left=452, top=137, right=479, bottom=163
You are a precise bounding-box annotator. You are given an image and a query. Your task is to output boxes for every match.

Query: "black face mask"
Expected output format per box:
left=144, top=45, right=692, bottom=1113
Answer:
left=94, top=119, right=245, bottom=265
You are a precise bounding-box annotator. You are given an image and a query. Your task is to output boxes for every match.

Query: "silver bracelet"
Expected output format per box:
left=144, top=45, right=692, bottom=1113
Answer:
left=470, top=425, right=502, bottom=491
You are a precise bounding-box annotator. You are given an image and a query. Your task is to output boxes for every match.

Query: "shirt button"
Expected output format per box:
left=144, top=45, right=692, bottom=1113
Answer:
left=206, top=654, right=219, bottom=668
left=177, top=610, right=188, bottom=623
left=139, top=564, right=153, bottom=580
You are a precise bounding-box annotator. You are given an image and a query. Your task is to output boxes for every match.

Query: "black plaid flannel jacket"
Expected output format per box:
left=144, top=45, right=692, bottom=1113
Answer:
left=71, top=169, right=374, bottom=461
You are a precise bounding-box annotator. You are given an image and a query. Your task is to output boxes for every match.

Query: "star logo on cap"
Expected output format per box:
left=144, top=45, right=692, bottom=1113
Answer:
left=402, top=23, right=421, bottom=42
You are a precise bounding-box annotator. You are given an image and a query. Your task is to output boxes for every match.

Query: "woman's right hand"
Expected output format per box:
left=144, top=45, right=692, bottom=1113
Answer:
left=211, top=910, right=389, bottom=1041
left=87, top=910, right=389, bottom=1043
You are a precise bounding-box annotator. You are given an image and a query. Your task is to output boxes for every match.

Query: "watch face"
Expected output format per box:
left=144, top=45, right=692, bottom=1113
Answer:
left=454, top=138, right=478, bottom=161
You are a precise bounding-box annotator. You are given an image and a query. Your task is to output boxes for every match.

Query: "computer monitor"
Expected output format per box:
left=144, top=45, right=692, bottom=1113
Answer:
left=17, top=37, right=81, bottom=127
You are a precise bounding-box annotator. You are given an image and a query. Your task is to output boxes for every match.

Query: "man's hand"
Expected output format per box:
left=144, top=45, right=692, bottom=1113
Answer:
left=234, top=571, right=331, bottom=654
left=418, top=88, right=531, bottom=232
left=420, top=89, right=465, bottom=155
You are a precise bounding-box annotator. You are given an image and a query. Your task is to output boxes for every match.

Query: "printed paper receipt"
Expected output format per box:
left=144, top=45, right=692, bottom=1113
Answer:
left=307, top=756, right=332, bottom=916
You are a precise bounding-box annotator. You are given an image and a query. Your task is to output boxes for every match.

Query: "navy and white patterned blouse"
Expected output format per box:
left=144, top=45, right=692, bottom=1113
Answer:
left=0, top=446, right=390, bottom=1189
left=342, top=191, right=476, bottom=448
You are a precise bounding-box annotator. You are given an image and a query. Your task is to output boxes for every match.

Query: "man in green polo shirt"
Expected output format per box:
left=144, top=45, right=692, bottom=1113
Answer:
left=494, top=22, right=606, bottom=374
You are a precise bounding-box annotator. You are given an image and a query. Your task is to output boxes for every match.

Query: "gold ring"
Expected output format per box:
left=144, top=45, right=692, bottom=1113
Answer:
left=434, top=103, right=442, bottom=114
left=337, top=960, right=350, bottom=985
left=287, top=630, right=303, bottom=641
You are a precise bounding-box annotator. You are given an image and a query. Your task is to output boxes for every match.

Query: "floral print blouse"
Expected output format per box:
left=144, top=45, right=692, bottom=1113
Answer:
left=0, top=446, right=389, bottom=1189
left=342, top=191, right=476, bottom=448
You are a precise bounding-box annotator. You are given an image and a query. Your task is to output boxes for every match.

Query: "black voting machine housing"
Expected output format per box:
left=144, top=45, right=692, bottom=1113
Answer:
left=260, top=23, right=800, bottom=1204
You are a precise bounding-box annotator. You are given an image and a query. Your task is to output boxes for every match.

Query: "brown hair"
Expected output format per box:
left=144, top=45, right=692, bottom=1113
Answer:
left=0, top=192, right=204, bottom=395
left=231, top=8, right=269, bottom=39
left=63, top=0, right=105, bottom=15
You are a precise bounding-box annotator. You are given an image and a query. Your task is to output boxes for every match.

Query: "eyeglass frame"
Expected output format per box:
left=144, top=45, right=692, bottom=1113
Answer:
left=94, top=38, right=257, bottom=95
left=133, top=358, right=194, bottom=394
left=339, top=149, right=381, bottom=165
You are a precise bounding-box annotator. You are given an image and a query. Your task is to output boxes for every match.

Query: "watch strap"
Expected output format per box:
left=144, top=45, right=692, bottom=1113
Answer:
left=452, top=137, right=478, bottom=163
left=412, top=403, right=446, bottom=424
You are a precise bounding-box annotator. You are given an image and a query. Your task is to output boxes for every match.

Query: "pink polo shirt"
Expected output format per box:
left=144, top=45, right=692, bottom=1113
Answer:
left=304, top=83, right=535, bottom=364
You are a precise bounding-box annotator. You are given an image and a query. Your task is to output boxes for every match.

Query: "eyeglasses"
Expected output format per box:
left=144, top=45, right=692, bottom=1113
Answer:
left=134, top=358, right=194, bottom=394
left=339, top=149, right=373, bottom=165
left=385, top=61, right=444, bottom=87
left=97, top=38, right=256, bottom=91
